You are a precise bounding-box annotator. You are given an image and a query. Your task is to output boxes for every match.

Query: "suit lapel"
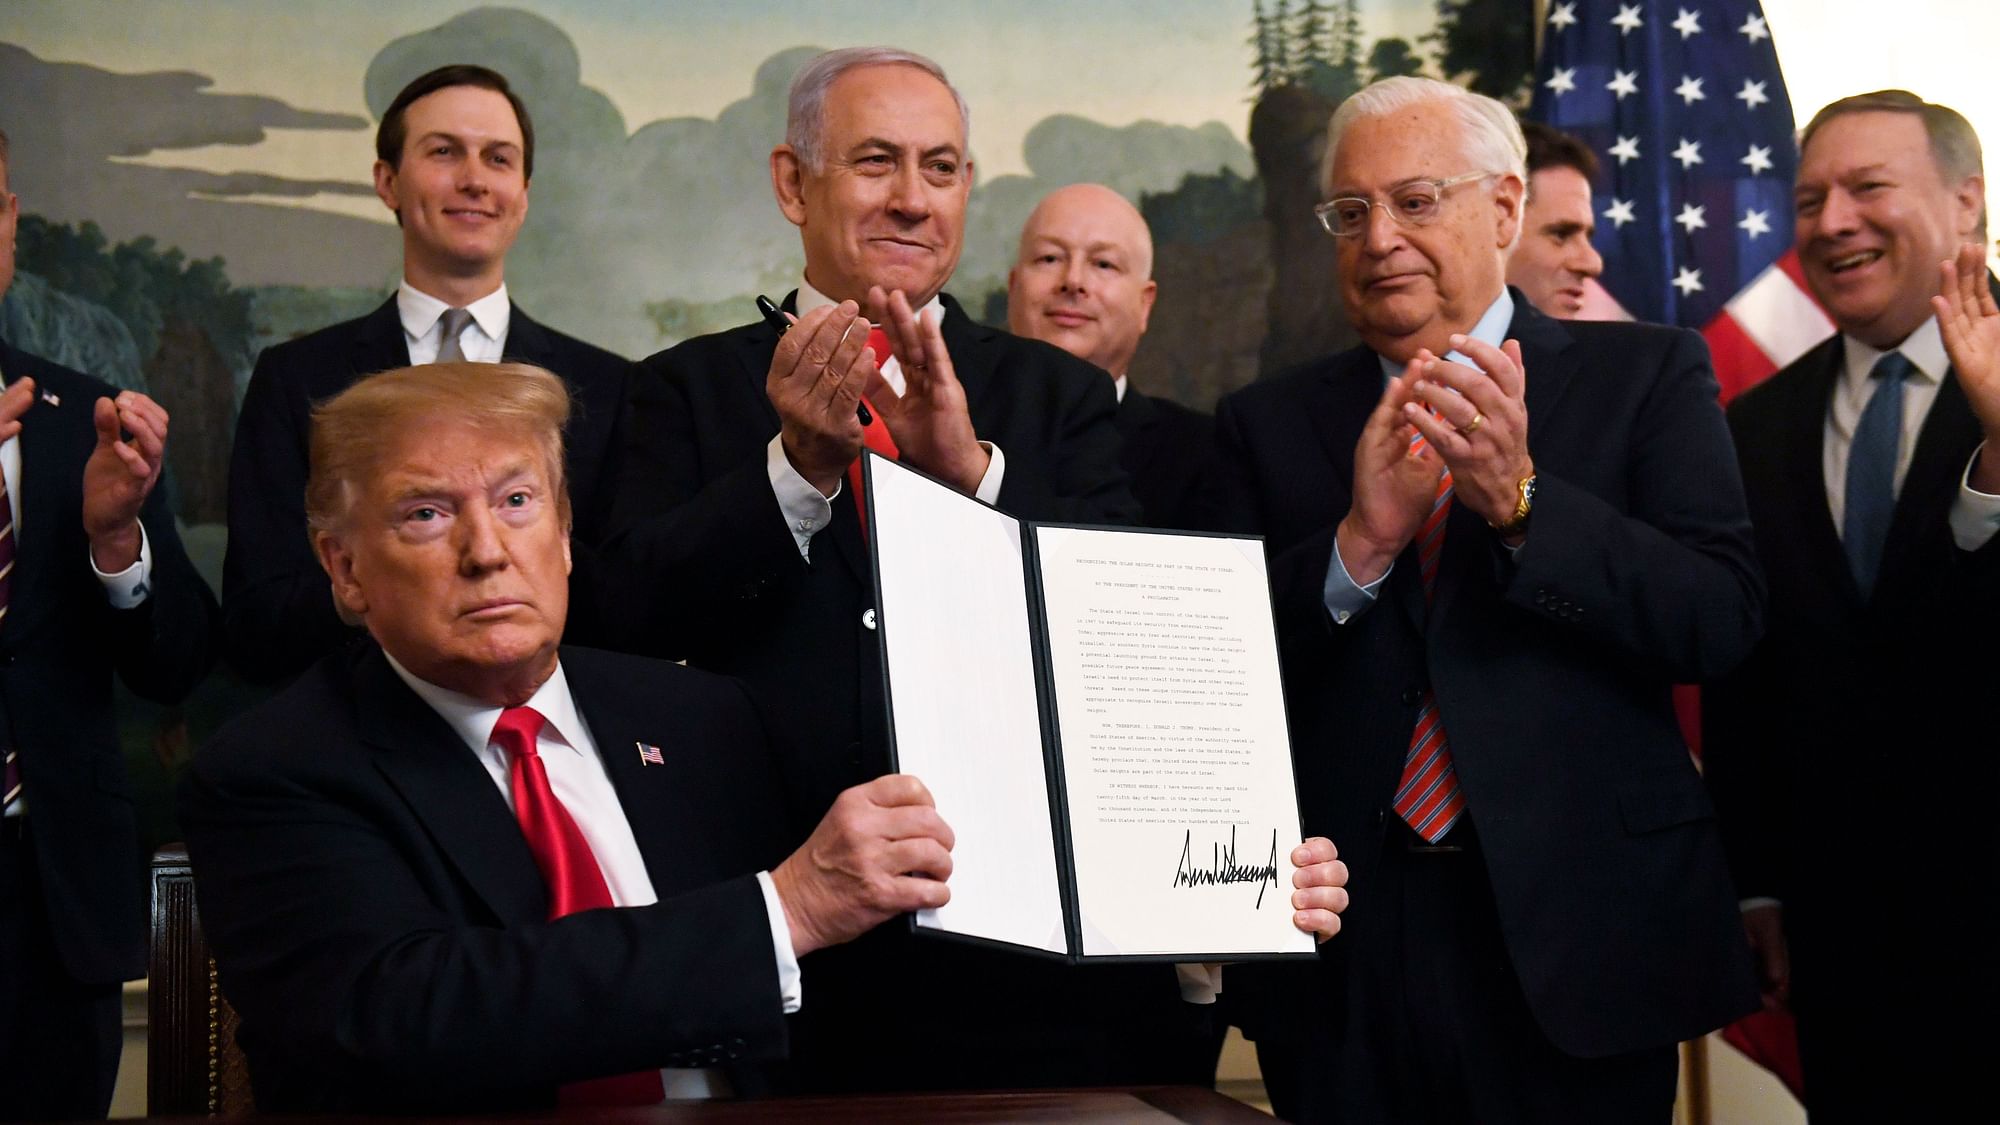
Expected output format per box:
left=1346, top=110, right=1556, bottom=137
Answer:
left=351, top=297, right=413, bottom=376
left=500, top=304, right=555, bottom=367
left=2, top=349, right=77, bottom=644
left=566, top=655, right=711, bottom=889
left=357, top=648, right=549, bottom=923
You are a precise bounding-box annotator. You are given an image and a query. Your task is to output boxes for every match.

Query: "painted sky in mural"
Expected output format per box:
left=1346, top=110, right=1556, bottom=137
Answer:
left=2, top=1, right=1439, bottom=357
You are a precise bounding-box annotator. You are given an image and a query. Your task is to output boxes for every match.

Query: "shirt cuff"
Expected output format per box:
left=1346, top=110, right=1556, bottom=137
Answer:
left=1174, top=962, right=1224, bottom=1004
left=90, top=522, right=154, bottom=609
left=766, top=434, right=837, bottom=560
left=754, top=870, right=802, bottom=1014
left=1739, top=895, right=1781, bottom=913
left=1949, top=442, right=2000, bottom=552
left=972, top=441, right=1004, bottom=505
left=1323, top=535, right=1389, bottom=624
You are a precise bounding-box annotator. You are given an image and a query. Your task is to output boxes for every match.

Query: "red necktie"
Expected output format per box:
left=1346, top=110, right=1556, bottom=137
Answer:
left=490, top=707, right=665, bottom=1106
left=845, top=328, right=900, bottom=535
left=1390, top=425, right=1468, bottom=842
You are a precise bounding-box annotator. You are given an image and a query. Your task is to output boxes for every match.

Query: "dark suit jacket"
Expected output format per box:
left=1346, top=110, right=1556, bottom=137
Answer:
left=1204, top=294, right=1762, bottom=1058
left=0, top=339, right=219, bottom=984
left=598, top=295, right=1208, bottom=1093
left=1704, top=321, right=2000, bottom=1052
left=1118, top=384, right=1217, bottom=530
left=221, top=298, right=628, bottom=684
left=177, top=644, right=794, bottom=1114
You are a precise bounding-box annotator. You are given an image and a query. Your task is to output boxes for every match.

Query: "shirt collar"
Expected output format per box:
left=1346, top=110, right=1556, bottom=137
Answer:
left=383, top=650, right=587, bottom=760
left=397, top=280, right=512, bottom=346
left=795, top=276, right=945, bottom=324
left=1113, top=374, right=1128, bottom=403
left=1841, top=315, right=1947, bottom=390
left=1375, top=289, right=1515, bottom=381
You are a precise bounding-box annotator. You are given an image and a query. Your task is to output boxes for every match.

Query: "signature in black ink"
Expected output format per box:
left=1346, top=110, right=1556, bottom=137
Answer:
left=1172, top=826, right=1280, bottom=908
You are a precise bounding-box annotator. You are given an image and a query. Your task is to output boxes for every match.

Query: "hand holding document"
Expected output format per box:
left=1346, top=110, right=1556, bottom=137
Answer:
left=864, top=453, right=1324, bottom=962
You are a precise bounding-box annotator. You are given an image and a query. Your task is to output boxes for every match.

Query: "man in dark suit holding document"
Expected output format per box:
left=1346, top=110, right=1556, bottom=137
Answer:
left=599, top=45, right=1345, bottom=1094
left=1204, top=76, right=1762, bottom=1123
left=181, top=363, right=960, bottom=1113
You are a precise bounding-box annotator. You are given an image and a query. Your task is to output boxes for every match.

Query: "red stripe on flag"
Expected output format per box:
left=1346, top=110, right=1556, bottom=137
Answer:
left=1774, top=247, right=1812, bottom=295
left=1701, top=312, right=1780, bottom=405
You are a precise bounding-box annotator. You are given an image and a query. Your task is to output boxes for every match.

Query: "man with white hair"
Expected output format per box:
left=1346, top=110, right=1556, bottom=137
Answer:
left=1204, top=77, right=1762, bottom=1121
left=598, top=47, right=1307, bottom=1095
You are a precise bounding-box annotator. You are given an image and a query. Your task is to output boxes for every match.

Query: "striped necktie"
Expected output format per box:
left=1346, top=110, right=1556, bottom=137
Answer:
left=1, top=425, right=17, bottom=811
left=1390, top=422, right=1468, bottom=842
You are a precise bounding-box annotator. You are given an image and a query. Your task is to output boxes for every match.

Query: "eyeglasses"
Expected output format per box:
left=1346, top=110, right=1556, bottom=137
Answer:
left=1314, top=172, right=1495, bottom=238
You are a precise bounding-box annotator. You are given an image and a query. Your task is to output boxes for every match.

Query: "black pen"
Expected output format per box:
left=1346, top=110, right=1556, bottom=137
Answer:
left=758, top=294, right=871, bottom=425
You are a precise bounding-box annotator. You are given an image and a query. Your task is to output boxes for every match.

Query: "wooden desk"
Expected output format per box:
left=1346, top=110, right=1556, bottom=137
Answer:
left=133, top=1087, right=1272, bottom=1123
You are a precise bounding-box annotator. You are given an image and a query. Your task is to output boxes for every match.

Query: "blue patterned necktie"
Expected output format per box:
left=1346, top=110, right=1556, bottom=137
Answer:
left=1843, top=350, right=1914, bottom=595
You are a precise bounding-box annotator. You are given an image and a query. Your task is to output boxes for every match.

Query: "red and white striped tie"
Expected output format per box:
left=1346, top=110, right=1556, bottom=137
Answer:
left=1391, top=425, right=1467, bottom=842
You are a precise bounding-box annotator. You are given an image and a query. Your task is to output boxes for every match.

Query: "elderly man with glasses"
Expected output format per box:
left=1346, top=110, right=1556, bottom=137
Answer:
left=1201, top=76, right=1763, bottom=1124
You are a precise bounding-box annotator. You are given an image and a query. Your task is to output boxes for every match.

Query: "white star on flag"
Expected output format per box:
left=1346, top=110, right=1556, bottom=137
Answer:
left=1545, top=67, right=1579, bottom=96
left=1612, top=3, right=1645, bottom=34
left=1607, top=69, right=1639, bottom=99
left=1609, top=135, right=1642, bottom=164
left=1676, top=203, right=1708, bottom=232
left=1549, top=2, right=1579, bottom=30
left=1741, top=144, right=1775, bottom=175
left=1737, top=80, right=1769, bottom=109
left=1738, top=209, right=1772, bottom=238
left=1672, top=137, right=1704, bottom=168
left=1740, top=13, right=1770, bottom=42
left=1672, top=267, right=1705, bottom=295
left=1673, top=7, right=1703, bottom=38
left=1604, top=198, right=1637, bottom=228
left=1675, top=75, right=1706, bottom=105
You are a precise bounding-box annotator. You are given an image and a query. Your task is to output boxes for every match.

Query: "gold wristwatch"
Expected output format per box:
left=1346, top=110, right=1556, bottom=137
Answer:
left=1490, top=473, right=1536, bottom=536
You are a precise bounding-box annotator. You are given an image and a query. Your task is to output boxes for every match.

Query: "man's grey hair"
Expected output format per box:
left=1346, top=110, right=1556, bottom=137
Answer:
left=1321, top=76, right=1528, bottom=198
left=785, top=46, right=971, bottom=172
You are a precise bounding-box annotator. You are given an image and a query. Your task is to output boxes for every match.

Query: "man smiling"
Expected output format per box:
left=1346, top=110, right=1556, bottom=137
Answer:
left=1008, top=183, right=1216, bottom=530
left=224, top=64, right=629, bottom=686
left=1705, top=90, right=2000, bottom=1120
left=596, top=46, right=1301, bottom=1096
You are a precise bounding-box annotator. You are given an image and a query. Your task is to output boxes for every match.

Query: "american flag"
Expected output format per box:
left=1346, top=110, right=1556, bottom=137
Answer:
left=1529, top=0, right=1831, bottom=402
left=635, top=742, right=665, bottom=766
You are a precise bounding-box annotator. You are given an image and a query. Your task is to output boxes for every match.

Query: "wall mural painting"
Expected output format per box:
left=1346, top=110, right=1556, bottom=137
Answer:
left=0, top=0, right=1528, bottom=839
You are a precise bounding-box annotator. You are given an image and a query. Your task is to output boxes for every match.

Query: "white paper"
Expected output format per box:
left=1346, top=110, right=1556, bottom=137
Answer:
left=867, top=456, right=1067, bottom=954
left=1034, top=527, right=1313, bottom=958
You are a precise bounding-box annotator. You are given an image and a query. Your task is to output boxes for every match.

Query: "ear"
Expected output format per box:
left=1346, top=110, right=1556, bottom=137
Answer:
left=1136, top=279, right=1158, bottom=335
left=372, top=160, right=400, bottom=218
left=1492, top=173, right=1527, bottom=250
left=1952, top=173, right=1985, bottom=240
left=771, top=146, right=809, bottom=228
left=315, top=530, right=370, bottom=623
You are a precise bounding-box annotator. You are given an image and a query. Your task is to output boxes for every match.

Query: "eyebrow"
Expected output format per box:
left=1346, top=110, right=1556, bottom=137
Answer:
left=412, top=130, right=521, bottom=154
left=852, top=137, right=964, bottom=162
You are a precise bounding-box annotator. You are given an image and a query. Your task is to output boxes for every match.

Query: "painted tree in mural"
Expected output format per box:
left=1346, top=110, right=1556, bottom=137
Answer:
left=12, top=215, right=250, bottom=524
left=1428, top=0, right=1534, bottom=100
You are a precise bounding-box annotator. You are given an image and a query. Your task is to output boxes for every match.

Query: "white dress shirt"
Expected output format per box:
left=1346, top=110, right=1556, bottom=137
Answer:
left=0, top=370, right=155, bottom=818
left=1824, top=319, right=2000, bottom=552
left=766, top=277, right=1007, bottom=557
left=382, top=654, right=801, bottom=1097
left=397, top=282, right=511, bottom=365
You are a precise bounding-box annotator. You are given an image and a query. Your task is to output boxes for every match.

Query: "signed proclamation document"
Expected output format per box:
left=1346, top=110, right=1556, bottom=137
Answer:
left=866, top=453, right=1313, bottom=963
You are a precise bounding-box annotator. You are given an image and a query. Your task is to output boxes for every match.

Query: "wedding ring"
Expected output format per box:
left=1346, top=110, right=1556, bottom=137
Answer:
left=1459, top=411, right=1485, bottom=436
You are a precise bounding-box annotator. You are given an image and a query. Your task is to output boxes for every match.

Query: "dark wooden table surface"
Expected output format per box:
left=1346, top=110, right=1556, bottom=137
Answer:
left=130, top=1086, right=1275, bottom=1123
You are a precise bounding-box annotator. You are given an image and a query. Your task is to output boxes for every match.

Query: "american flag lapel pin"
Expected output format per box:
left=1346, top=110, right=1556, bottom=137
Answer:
left=635, top=741, right=665, bottom=766
left=39, top=389, right=59, bottom=407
